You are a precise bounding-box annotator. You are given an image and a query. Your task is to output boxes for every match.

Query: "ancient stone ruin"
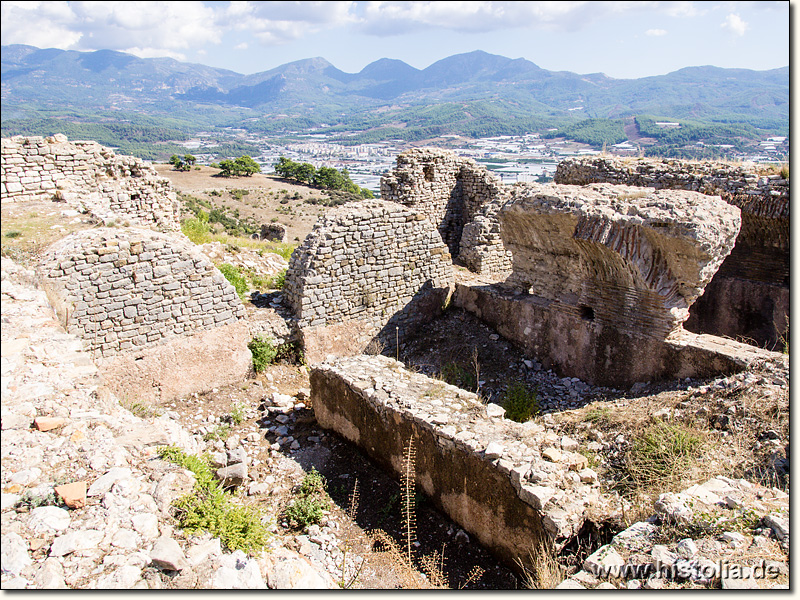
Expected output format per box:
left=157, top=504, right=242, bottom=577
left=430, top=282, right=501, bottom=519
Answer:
left=555, top=156, right=789, bottom=349
left=1, top=134, right=790, bottom=586
left=312, top=355, right=620, bottom=567
left=37, top=228, right=251, bottom=402
left=1, top=135, right=250, bottom=403
left=453, top=182, right=767, bottom=387
left=259, top=222, right=288, bottom=243
left=284, top=199, right=454, bottom=363
left=1, top=134, right=180, bottom=231
left=380, top=148, right=512, bottom=276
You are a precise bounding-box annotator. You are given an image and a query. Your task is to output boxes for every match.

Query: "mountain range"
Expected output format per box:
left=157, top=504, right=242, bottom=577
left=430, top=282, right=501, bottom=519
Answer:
left=0, top=44, right=789, bottom=150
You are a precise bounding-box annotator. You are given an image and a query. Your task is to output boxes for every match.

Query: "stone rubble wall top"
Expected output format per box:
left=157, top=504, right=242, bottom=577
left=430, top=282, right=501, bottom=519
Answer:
left=1, top=134, right=180, bottom=232
left=554, top=156, right=788, bottom=219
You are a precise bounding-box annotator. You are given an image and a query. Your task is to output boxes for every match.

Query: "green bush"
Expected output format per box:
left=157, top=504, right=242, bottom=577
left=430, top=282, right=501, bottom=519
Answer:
left=285, top=468, right=328, bottom=529
left=181, top=217, right=212, bottom=244
left=248, top=336, right=278, bottom=373
left=626, top=422, right=702, bottom=486
left=503, top=381, right=539, bottom=422
left=299, top=468, right=326, bottom=496
left=218, top=263, right=248, bottom=299
left=269, top=269, right=287, bottom=290
left=285, top=496, right=326, bottom=529
left=440, top=362, right=476, bottom=391
left=158, top=446, right=270, bottom=554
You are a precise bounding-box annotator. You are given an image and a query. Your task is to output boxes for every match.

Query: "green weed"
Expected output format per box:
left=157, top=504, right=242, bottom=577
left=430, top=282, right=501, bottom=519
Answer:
left=248, top=336, right=278, bottom=373
left=157, top=446, right=270, bottom=554
left=203, top=423, right=232, bottom=442
left=268, top=268, right=287, bottom=290
left=218, top=263, right=249, bottom=300
left=619, top=422, right=703, bottom=492
left=284, top=468, right=329, bottom=530
left=502, top=381, right=540, bottom=423
left=439, top=362, right=476, bottom=391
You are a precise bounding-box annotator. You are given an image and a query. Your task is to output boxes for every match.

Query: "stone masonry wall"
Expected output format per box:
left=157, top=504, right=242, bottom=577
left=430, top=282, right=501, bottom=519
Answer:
left=284, top=199, right=454, bottom=363
left=554, top=156, right=789, bottom=348
left=380, top=148, right=512, bottom=277
left=37, top=228, right=246, bottom=358
left=1, top=134, right=180, bottom=232
left=312, top=355, right=621, bottom=569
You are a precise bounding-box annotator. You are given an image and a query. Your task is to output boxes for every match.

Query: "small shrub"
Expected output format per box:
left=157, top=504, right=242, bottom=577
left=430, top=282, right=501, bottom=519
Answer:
left=264, top=243, right=296, bottom=261
left=285, top=496, right=326, bottom=529
left=4, top=231, right=22, bottom=239
left=230, top=403, right=246, bottom=426
left=585, top=406, right=612, bottom=425
left=440, top=362, right=476, bottom=391
left=17, top=489, right=61, bottom=510
left=122, top=399, right=163, bottom=419
left=181, top=217, right=212, bottom=244
left=285, top=468, right=328, bottom=529
left=274, top=341, right=306, bottom=366
left=203, top=423, right=231, bottom=442
left=248, top=336, right=278, bottom=373
left=158, top=446, right=270, bottom=554
left=620, top=422, right=703, bottom=491
left=248, top=271, right=272, bottom=290
left=780, top=164, right=789, bottom=180
left=503, top=381, right=539, bottom=422
left=269, top=269, right=287, bottom=290
left=218, top=263, right=248, bottom=300
left=299, top=468, right=326, bottom=496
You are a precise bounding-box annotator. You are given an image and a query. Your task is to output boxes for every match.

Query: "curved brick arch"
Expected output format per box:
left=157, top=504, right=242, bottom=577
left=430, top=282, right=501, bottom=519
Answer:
left=555, top=156, right=789, bottom=348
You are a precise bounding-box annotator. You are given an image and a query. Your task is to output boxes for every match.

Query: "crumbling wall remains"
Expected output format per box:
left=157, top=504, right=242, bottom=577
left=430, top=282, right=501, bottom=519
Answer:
left=453, top=183, right=766, bottom=387
left=1, top=134, right=180, bottom=231
left=37, top=228, right=251, bottom=401
left=312, top=355, right=621, bottom=568
left=284, top=200, right=454, bottom=363
left=380, top=148, right=512, bottom=277
left=555, top=156, right=789, bottom=348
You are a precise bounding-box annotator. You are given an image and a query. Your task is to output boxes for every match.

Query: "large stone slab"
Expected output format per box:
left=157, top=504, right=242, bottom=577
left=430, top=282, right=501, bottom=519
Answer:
left=555, top=156, right=789, bottom=348
left=311, top=355, right=621, bottom=569
left=499, top=183, right=741, bottom=338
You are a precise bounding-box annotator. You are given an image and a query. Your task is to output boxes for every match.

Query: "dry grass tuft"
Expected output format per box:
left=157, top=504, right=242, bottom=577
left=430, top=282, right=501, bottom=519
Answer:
left=517, top=540, right=567, bottom=589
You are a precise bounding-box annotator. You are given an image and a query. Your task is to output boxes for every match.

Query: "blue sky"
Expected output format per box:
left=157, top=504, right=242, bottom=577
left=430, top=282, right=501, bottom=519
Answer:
left=0, top=1, right=790, bottom=79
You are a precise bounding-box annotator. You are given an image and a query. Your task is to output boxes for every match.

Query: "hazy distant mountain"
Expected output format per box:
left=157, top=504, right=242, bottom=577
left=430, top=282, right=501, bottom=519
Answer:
left=1, top=44, right=788, bottom=138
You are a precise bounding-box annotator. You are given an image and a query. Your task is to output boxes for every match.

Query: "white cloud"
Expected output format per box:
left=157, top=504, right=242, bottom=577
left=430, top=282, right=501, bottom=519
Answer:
left=721, top=13, right=748, bottom=36
left=1, top=1, right=82, bottom=48
left=646, top=28, right=668, bottom=36
left=355, top=1, right=708, bottom=36
left=235, top=42, right=249, bottom=50
left=222, top=1, right=355, bottom=45
left=2, top=1, right=223, bottom=56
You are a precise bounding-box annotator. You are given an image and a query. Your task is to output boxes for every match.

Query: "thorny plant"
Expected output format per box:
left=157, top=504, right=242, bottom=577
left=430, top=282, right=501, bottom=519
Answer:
left=365, top=436, right=485, bottom=589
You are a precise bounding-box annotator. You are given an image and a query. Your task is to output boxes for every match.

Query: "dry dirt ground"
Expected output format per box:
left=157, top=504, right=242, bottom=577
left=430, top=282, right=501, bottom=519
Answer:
left=154, top=165, right=335, bottom=244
